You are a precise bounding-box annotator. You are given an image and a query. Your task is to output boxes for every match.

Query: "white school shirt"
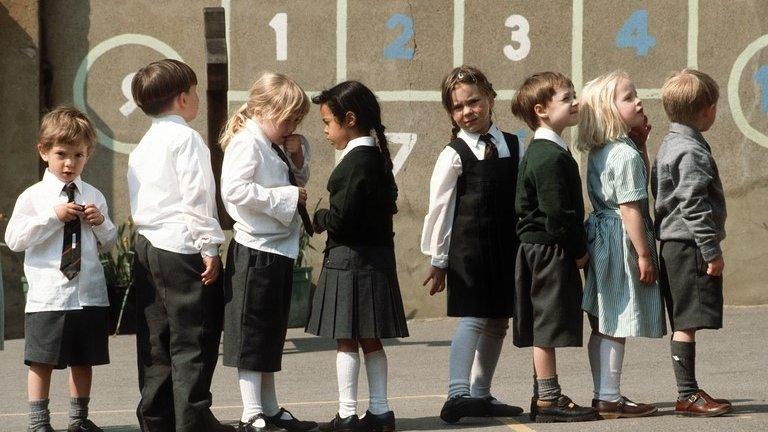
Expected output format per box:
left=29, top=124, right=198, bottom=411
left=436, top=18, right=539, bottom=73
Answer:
left=4, top=170, right=117, bottom=312
left=420, top=124, right=526, bottom=268
left=533, top=126, right=569, bottom=150
left=220, top=118, right=311, bottom=259
left=127, top=115, right=225, bottom=257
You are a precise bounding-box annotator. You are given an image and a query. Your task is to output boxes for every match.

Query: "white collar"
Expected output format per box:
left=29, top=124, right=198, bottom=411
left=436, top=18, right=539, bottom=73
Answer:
left=339, top=136, right=376, bottom=161
left=152, top=114, right=188, bottom=126
left=244, top=118, right=273, bottom=145
left=43, top=169, right=83, bottom=197
left=534, top=127, right=569, bottom=150
left=457, top=123, right=504, bottom=148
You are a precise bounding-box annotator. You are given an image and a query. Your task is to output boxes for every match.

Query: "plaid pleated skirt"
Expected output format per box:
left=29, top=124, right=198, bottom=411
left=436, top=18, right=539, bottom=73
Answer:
left=305, top=245, right=409, bottom=339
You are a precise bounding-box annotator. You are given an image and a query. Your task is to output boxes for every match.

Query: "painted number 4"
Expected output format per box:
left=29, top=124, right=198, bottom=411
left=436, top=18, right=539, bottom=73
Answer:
left=615, top=10, right=656, bottom=56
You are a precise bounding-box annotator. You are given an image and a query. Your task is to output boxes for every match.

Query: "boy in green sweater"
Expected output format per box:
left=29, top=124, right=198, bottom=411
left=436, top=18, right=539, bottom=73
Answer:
left=510, top=72, right=596, bottom=423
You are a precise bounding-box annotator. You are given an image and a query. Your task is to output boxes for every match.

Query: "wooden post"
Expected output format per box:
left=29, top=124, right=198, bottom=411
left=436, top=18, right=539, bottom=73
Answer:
left=204, top=7, right=233, bottom=230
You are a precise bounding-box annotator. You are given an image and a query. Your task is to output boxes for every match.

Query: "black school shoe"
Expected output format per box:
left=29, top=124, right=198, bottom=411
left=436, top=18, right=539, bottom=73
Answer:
left=360, top=410, right=396, bottom=432
left=268, top=408, right=318, bottom=431
left=439, top=395, right=492, bottom=424
left=238, top=414, right=283, bottom=432
left=482, top=396, right=524, bottom=417
left=318, top=413, right=359, bottom=432
left=67, top=419, right=104, bottom=432
left=531, top=395, right=598, bottom=423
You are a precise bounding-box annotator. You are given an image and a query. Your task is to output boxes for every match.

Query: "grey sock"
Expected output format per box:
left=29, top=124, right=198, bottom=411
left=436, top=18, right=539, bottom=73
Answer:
left=532, top=374, right=539, bottom=399
left=69, top=397, right=90, bottom=424
left=537, top=375, right=562, bottom=401
left=671, top=340, right=699, bottom=399
left=29, top=399, right=50, bottom=431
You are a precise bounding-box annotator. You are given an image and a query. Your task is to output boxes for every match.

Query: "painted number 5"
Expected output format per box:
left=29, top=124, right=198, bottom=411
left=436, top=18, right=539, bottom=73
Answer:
left=503, top=15, right=531, bottom=61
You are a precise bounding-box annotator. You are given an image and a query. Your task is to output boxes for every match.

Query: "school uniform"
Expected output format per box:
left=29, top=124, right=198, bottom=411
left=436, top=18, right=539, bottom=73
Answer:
left=306, top=136, right=408, bottom=339
left=220, top=118, right=312, bottom=371
left=514, top=128, right=586, bottom=348
left=4, top=170, right=116, bottom=369
left=651, top=122, right=727, bottom=331
left=128, top=114, right=227, bottom=432
left=583, top=137, right=665, bottom=338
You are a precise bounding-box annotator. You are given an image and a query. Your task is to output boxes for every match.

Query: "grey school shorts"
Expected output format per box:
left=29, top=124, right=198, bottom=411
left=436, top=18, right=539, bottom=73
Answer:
left=24, top=306, right=110, bottom=369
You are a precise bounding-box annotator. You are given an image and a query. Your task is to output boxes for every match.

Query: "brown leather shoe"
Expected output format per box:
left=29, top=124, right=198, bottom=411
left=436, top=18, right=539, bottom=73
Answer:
left=592, top=397, right=658, bottom=419
left=534, top=395, right=597, bottom=423
left=675, top=390, right=732, bottom=417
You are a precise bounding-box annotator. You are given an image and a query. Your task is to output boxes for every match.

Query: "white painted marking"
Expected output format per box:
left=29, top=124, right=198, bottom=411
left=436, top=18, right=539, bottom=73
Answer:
left=453, top=0, right=464, bottom=67
left=688, top=0, right=699, bottom=69
left=638, top=88, right=662, bottom=99
left=388, top=133, right=417, bottom=176
left=570, top=0, right=584, bottom=157
left=336, top=0, right=347, bottom=82
left=119, top=72, right=137, bottom=117
left=728, top=34, right=768, bottom=148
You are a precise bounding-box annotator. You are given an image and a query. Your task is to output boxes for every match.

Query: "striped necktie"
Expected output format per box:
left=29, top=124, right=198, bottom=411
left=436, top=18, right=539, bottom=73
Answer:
left=60, top=182, right=81, bottom=280
left=480, top=134, right=498, bottom=160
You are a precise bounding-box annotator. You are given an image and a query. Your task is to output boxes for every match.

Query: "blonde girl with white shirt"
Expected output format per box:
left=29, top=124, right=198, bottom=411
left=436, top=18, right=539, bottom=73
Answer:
left=305, top=80, right=408, bottom=432
left=421, top=65, right=525, bottom=424
left=219, top=72, right=317, bottom=432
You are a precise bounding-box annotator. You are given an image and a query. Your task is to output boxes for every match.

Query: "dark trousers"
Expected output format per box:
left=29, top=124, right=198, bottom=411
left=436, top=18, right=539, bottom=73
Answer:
left=133, top=235, right=224, bottom=432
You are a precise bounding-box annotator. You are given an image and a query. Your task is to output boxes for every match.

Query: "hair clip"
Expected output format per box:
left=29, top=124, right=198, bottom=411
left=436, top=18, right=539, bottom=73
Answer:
left=456, top=70, right=477, bottom=83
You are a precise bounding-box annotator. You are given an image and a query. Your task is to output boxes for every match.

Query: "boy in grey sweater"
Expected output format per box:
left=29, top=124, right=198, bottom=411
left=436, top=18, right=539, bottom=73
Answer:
left=651, top=69, right=730, bottom=417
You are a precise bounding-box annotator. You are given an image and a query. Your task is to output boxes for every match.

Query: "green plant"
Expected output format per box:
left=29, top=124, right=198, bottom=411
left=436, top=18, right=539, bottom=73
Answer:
left=99, top=222, right=136, bottom=334
left=295, top=229, right=317, bottom=268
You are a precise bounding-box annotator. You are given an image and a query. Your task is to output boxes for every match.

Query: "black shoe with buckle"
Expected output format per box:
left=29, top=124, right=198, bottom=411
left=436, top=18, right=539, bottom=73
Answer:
left=238, top=414, right=283, bottom=432
left=67, top=419, right=104, bottom=432
left=439, top=394, right=491, bottom=424
left=360, top=410, right=395, bottom=432
left=482, top=396, right=524, bottom=417
left=268, top=408, right=318, bottom=431
left=318, top=413, right=358, bottom=432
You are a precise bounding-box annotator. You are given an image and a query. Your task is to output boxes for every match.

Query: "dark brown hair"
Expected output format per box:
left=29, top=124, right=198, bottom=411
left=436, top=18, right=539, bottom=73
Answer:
left=131, top=59, right=198, bottom=116
left=510, top=72, right=573, bottom=130
left=661, top=68, right=719, bottom=125
left=38, top=106, right=97, bottom=153
left=440, top=65, right=497, bottom=139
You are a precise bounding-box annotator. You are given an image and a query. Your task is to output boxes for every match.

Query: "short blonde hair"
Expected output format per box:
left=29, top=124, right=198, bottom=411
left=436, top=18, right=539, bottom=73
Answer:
left=576, top=70, right=630, bottom=152
left=661, top=68, right=719, bottom=125
left=219, top=72, right=310, bottom=150
left=510, top=72, right=573, bottom=130
left=38, top=106, right=97, bottom=154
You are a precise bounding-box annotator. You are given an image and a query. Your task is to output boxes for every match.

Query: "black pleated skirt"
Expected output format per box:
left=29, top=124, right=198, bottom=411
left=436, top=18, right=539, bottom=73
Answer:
left=305, top=245, right=409, bottom=339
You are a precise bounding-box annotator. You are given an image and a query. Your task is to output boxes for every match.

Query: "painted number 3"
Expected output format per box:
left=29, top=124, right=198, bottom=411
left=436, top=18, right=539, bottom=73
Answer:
left=504, top=15, right=531, bottom=61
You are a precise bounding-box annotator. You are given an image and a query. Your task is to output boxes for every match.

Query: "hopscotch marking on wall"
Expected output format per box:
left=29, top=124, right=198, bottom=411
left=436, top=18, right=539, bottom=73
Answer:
left=119, top=73, right=137, bottom=117
left=728, top=34, right=768, bottom=149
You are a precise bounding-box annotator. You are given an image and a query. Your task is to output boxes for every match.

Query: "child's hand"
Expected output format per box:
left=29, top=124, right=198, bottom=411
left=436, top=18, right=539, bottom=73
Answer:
left=422, top=266, right=447, bottom=296
left=628, top=114, right=651, bottom=150
left=707, top=255, right=725, bottom=276
left=637, top=254, right=657, bottom=284
left=284, top=134, right=305, bottom=168
left=575, top=252, right=590, bottom=269
left=83, top=204, right=105, bottom=226
left=55, top=203, right=84, bottom=222
left=297, top=187, right=308, bottom=206
left=201, top=255, right=221, bottom=286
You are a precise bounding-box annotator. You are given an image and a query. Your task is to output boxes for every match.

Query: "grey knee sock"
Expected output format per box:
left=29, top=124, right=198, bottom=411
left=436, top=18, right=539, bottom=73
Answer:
left=532, top=374, right=539, bottom=399
left=29, top=399, right=50, bottom=431
left=69, top=397, right=90, bottom=424
left=671, top=340, right=699, bottom=399
left=537, top=375, right=561, bottom=401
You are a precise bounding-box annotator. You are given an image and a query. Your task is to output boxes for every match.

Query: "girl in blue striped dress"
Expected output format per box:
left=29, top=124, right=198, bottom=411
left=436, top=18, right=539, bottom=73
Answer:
left=576, top=71, right=666, bottom=420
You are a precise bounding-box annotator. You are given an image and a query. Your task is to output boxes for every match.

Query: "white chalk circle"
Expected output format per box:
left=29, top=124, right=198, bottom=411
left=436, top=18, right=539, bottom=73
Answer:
left=728, top=34, right=768, bottom=149
left=73, top=34, right=183, bottom=154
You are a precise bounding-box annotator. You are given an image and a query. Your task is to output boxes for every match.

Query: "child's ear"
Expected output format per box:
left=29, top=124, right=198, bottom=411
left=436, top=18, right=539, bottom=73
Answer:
left=344, top=111, right=357, bottom=128
left=533, top=103, right=548, bottom=120
left=37, top=144, right=49, bottom=162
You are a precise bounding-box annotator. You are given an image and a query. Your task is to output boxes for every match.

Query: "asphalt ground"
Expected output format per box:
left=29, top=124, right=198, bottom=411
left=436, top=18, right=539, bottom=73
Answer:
left=0, top=305, right=766, bottom=432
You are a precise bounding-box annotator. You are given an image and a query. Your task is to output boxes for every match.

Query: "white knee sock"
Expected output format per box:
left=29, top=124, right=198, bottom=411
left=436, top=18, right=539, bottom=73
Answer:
left=238, top=369, right=264, bottom=423
left=470, top=318, right=508, bottom=398
left=364, top=349, right=390, bottom=415
left=588, top=334, right=624, bottom=402
left=261, top=372, right=285, bottom=418
left=337, top=351, right=360, bottom=417
left=448, top=317, right=485, bottom=398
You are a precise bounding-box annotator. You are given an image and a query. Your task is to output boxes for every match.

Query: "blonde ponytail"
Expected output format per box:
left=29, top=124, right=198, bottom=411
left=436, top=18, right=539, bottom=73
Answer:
left=219, top=103, right=250, bottom=151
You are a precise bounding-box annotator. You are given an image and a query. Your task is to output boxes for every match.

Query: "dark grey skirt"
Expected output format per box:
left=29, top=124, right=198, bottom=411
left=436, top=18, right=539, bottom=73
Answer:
left=223, top=240, right=293, bottom=372
left=305, top=245, right=409, bottom=339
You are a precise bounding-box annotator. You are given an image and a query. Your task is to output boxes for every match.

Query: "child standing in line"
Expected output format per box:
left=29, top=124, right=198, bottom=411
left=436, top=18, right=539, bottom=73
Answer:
left=306, top=80, right=409, bottom=432
left=5, top=107, right=116, bottom=432
left=577, top=71, right=665, bottom=419
left=652, top=69, right=731, bottom=417
left=421, top=65, right=524, bottom=424
left=510, top=72, right=597, bottom=423
left=219, top=72, right=318, bottom=432
left=128, top=59, right=231, bottom=432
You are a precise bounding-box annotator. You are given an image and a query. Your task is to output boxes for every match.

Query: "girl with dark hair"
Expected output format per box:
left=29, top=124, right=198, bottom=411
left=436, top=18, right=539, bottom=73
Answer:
left=306, top=80, right=409, bottom=432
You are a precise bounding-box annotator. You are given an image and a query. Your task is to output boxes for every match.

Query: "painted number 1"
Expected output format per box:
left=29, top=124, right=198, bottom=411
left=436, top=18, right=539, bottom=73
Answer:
left=384, top=14, right=415, bottom=60
left=615, top=10, right=656, bottom=56
left=755, top=65, right=768, bottom=112
left=504, top=15, right=531, bottom=61
left=269, top=13, right=288, bottom=61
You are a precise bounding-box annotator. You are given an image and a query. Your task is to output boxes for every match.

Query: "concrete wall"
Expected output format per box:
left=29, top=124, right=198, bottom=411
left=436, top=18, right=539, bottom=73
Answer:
left=2, top=0, right=767, bottom=337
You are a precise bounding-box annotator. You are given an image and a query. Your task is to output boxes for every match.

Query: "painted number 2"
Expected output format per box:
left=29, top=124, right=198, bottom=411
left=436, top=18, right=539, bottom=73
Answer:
left=755, top=65, right=768, bottom=113
left=615, top=10, right=656, bottom=56
left=269, top=13, right=288, bottom=61
left=384, top=14, right=415, bottom=60
left=503, top=15, right=531, bottom=61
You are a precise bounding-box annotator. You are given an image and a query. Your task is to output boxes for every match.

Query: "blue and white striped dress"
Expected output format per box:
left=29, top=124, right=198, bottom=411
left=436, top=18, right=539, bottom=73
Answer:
left=582, top=137, right=665, bottom=338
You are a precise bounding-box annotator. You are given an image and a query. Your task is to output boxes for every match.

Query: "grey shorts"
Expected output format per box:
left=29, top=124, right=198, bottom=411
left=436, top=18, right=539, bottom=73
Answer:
left=24, top=306, right=110, bottom=369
